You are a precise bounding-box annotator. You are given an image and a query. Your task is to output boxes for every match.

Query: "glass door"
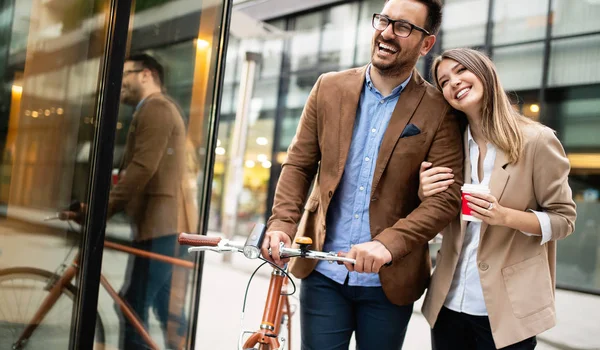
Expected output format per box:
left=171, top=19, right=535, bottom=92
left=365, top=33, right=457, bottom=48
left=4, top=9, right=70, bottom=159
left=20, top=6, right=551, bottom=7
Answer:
left=0, top=0, right=232, bottom=348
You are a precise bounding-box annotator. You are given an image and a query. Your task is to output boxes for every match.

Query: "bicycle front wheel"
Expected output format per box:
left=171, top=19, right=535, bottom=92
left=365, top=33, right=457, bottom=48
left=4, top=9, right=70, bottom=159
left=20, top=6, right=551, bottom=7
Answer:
left=0, top=267, right=105, bottom=350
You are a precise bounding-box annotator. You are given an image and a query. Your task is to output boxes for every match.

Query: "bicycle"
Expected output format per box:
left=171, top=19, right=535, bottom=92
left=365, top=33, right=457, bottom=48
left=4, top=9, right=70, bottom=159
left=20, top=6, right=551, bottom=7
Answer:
left=178, top=223, right=356, bottom=350
left=0, top=209, right=195, bottom=350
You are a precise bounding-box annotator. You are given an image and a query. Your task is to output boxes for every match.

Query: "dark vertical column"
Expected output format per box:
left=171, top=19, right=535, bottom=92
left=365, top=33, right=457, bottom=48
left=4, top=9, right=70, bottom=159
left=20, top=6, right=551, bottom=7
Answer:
left=539, top=0, right=555, bottom=129
left=265, top=17, right=293, bottom=222
left=0, top=0, right=15, bottom=167
left=484, top=0, right=495, bottom=56
left=70, top=0, right=132, bottom=348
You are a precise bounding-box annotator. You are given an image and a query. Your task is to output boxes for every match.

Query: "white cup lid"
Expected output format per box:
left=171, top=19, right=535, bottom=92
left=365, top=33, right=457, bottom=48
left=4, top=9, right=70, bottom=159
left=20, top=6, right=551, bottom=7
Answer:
left=461, top=184, right=490, bottom=193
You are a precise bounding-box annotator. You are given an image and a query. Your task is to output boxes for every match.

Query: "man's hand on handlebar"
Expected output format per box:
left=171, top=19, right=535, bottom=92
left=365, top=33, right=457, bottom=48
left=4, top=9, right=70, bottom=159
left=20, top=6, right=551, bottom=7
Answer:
left=344, top=240, right=392, bottom=274
left=261, top=230, right=292, bottom=267
left=59, top=202, right=87, bottom=225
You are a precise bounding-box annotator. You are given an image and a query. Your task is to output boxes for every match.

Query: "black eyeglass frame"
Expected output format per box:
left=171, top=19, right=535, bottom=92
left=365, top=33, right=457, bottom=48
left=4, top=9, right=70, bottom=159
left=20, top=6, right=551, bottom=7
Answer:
left=372, top=13, right=431, bottom=38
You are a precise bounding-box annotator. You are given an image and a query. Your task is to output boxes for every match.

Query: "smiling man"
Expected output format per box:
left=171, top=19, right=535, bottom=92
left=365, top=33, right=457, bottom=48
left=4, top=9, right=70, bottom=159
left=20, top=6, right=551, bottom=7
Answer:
left=262, top=0, right=464, bottom=349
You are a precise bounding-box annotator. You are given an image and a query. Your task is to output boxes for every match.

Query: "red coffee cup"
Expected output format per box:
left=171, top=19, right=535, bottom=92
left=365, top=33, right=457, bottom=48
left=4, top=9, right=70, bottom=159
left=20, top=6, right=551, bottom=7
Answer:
left=461, top=184, right=490, bottom=222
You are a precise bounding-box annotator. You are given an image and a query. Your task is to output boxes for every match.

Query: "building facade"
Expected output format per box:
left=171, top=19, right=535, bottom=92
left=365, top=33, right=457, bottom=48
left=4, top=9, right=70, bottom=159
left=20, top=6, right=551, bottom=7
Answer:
left=1, top=0, right=599, bottom=348
left=213, top=0, right=600, bottom=293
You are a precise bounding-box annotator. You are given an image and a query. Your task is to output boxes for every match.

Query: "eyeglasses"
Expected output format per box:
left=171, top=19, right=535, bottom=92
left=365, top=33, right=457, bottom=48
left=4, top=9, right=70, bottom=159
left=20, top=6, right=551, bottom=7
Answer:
left=123, top=69, right=143, bottom=76
left=372, top=13, right=431, bottom=38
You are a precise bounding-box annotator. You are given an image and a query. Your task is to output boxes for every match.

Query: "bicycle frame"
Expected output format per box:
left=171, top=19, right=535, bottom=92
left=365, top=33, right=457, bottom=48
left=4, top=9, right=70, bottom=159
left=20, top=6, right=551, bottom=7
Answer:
left=240, top=268, right=292, bottom=350
left=13, top=240, right=195, bottom=350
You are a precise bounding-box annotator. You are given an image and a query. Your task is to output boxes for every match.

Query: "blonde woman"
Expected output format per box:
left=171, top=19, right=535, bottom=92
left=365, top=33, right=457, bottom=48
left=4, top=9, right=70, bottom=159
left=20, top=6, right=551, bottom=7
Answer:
left=420, top=48, right=577, bottom=349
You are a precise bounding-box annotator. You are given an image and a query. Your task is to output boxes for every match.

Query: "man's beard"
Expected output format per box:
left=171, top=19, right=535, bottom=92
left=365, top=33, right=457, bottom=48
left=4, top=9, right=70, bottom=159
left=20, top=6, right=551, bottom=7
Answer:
left=371, top=38, right=423, bottom=77
left=121, top=87, right=141, bottom=106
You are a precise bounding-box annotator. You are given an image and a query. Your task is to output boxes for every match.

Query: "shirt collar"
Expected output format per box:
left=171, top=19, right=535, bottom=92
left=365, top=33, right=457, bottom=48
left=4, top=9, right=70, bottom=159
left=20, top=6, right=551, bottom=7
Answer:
left=467, top=126, right=496, bottom=151
left=135, top=98, right=147, bottom=113
left=467, top=125, right=475, bottom=145
left=365, top=64, right=412, bottom=97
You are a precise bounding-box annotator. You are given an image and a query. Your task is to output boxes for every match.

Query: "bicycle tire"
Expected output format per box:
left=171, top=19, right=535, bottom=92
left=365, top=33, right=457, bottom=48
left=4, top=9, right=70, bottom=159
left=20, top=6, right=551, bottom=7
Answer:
left=0, top=267, right=105, bottom=350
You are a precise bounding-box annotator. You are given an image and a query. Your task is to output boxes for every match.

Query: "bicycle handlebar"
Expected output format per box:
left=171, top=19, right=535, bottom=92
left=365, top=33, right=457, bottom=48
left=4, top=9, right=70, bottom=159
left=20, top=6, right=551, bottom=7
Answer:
left=177, top=233, right=356, bottom=265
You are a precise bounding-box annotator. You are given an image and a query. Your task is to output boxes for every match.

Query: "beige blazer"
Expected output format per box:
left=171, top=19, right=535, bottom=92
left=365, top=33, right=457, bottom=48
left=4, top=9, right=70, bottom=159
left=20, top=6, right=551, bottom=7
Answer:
left=422, top=123, right=577, bottom=348
left=267, top=66, right=465, bottom=306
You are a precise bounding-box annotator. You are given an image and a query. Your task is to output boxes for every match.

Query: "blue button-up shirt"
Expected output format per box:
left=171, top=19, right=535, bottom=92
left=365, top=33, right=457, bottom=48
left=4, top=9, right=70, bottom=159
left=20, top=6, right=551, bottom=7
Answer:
left=314, top=66, right=412, bottom=286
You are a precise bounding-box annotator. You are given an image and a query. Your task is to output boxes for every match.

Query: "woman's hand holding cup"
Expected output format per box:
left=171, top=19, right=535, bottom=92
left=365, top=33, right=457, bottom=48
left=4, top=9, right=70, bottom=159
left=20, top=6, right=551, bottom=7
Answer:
left=464, top=191, right=507, bottom=226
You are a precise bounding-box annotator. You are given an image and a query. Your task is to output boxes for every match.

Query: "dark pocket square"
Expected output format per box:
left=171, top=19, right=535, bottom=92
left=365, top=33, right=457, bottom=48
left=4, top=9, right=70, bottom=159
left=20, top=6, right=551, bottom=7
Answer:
left=400, top=123, right=421, bottom=138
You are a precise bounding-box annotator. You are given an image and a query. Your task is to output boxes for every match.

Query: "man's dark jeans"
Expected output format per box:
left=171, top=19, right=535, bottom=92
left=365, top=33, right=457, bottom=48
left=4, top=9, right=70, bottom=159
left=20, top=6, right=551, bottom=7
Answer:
left=117, top=234, right=187, bottom=350
left=300, top=271, right=413, bottom=350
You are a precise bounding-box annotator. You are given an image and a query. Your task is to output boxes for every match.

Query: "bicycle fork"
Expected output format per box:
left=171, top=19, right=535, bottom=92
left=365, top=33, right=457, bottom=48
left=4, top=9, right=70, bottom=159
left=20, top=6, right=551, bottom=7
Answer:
left=241, top=268, right=288, bottom=350
left=12, top=255, right=79, bottom=350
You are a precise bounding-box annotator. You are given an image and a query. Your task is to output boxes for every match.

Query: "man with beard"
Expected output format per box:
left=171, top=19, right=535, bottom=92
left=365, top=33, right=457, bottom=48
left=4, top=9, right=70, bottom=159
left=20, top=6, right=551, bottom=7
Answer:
left=261, top=0, right=463, bottom=348
left=110, top=53, right=190, bottom=349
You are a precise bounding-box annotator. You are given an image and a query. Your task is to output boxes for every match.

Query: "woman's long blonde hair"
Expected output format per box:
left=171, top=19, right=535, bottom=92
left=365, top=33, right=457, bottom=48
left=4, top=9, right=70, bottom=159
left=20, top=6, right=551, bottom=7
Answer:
left=431, top=48, right=534, bottom=164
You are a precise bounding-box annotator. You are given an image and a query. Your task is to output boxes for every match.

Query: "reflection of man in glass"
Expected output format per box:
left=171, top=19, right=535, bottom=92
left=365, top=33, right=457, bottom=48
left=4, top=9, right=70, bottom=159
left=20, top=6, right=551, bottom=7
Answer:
left=109, top=53, right=189, bottom=349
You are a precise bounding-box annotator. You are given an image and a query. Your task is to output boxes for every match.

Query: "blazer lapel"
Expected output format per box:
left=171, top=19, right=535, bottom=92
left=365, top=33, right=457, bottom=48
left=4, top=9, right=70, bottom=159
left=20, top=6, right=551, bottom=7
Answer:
left=371, top=70, right=426, bottom=193
left=337, top=66, right=367, bottom=174
left=480, top=149, right=510, bottom=235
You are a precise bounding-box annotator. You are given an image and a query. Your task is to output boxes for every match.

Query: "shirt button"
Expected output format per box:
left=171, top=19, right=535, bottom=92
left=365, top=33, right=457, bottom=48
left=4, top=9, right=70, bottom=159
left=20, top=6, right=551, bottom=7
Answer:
left=371, top=128, right=376, bottom=133
left=359, top=186, right=364, bottom=191
left=364, top=157, right=370, bottom=162
left=354, top=214, right=359, bottom=219
left=380, top=100, right=384, bottom=104
left=478, top=262, right=489, bottom=271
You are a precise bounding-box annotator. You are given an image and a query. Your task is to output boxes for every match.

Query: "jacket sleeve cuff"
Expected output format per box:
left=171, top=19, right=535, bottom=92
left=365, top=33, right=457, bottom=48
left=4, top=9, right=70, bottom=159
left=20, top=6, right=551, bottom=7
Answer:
left=373, top=228, right=407, bottom=262
left=521, top=209, right=553, bottom=245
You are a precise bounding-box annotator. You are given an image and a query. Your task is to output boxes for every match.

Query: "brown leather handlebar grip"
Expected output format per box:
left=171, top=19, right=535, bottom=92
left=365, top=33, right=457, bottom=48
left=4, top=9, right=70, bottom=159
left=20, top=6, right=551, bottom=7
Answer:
left=178, top=233, right=222, bottom=247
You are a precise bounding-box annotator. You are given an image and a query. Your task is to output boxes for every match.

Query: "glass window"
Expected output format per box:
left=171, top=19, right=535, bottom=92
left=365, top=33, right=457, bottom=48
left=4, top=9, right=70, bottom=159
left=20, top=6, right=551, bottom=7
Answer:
left=548, top=35, right=600, bottom=87
left=224, top=37, right=240, bottom=84
left=260, top=22, right=285, bottom=79
left=0, top=0, right=112, bottom=348
left=559, top=174, right=600, bottom=292
left=96, top=1, right=230, bottom=349
left=209, top=76, right=278, bottom=235
left=285, top=73, right=315, bottom=115
left=552, top=0, right=600, bottom=37
left=261, top=40, right=283, bottom=78
left=548, top=87, right=600, bottom=149
left=493, top=43, right=545, bottom=90
left=320, top=3, right=360, bottom=69
left=356, top=0, right=388, bottom=66
left=492, top=0, right=548, bottom=46
left=290, top=12, right=322, bottom=72
left=442, top=0, right=489, bottom=49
